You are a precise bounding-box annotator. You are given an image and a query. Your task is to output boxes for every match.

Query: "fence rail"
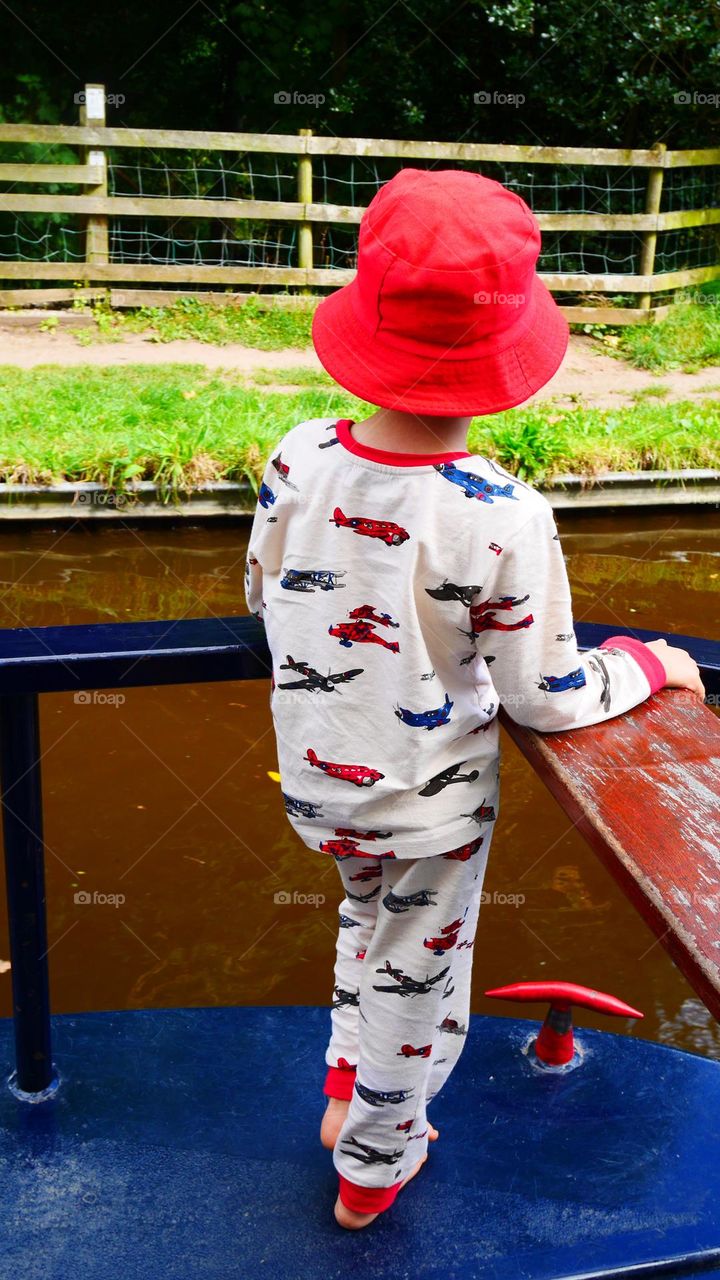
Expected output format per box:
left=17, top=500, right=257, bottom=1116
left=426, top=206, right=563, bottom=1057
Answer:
left=2, top=123, right=720, bottom=167
left=1, top=84, right=719, bottom=322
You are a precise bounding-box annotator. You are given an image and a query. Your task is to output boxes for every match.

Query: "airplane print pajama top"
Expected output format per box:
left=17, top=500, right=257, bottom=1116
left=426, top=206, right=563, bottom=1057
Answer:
left=244, top=415, right=665, bottom=862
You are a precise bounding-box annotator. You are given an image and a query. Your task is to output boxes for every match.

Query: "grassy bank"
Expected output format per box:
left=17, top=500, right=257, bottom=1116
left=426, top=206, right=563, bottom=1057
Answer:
left=0, top=365, right=718, bottom=499
left=70, top=293, right=315, bottom=350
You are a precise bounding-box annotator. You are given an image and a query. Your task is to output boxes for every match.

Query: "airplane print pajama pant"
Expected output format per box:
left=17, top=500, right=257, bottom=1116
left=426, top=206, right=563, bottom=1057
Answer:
left=324, top=831, right=493, bottom=1213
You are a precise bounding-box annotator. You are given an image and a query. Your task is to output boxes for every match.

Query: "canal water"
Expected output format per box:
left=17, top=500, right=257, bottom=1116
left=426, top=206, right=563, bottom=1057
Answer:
left=0, top=510, right=717, bottom=1058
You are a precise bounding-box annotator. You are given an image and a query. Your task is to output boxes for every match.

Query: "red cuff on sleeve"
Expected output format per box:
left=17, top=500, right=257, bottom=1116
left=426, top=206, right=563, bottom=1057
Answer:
left=599, top=635, right=666, bottom=695
left=338, top=1174, right=403, bottom=1214
left=323, top=1063, right=356, bottom=1100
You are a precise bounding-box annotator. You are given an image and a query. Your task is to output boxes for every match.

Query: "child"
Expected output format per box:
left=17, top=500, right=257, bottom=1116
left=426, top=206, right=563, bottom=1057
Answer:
left=244, top=168, right=705, bottom=1230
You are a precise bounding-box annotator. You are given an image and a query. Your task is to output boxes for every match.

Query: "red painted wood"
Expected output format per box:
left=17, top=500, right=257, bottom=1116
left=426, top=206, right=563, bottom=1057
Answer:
left=499, top=691, right=720, bottom=1020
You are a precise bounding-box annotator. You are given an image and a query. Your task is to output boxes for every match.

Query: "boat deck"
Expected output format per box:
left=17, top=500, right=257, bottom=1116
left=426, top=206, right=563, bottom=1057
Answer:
left=1, top=1005, right=719, bottom=1280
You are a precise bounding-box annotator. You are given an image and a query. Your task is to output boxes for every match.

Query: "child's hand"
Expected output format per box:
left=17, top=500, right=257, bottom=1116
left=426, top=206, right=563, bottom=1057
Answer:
left=644, top=638, right=706, bottom=702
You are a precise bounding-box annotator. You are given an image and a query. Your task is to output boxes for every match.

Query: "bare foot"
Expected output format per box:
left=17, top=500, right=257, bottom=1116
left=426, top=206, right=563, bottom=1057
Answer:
left=334, top=1155, right=428, bottom=1230
left=321, top=1098, right=350, bottom=1149
left=321, top=1097, right=439, bottom=1149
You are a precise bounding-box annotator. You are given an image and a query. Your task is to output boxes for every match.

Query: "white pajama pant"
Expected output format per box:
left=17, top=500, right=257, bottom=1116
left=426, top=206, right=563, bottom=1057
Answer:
left=324, top=830, right=493, bottom=1207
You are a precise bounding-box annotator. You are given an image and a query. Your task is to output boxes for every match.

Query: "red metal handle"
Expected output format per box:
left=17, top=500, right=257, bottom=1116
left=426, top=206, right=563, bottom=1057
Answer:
left=484, top=981, right=643, bottom=1019
left=484, top=981, right=643, bottom=1065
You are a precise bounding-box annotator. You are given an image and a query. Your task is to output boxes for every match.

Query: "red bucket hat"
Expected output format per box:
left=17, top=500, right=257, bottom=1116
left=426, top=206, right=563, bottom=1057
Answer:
left=312, top=167, right=569, bottom=417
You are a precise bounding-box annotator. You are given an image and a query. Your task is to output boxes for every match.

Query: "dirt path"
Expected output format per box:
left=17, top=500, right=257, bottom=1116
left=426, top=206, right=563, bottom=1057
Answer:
left=1, top=318, right=719, bottom=408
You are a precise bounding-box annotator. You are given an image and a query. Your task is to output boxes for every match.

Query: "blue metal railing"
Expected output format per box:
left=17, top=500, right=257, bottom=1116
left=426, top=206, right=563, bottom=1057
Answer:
left=0, top=615, right=717, bottom=1097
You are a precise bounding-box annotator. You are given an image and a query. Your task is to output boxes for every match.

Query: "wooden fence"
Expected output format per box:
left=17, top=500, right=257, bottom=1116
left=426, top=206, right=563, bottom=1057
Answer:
left=0, top=83, right=719, bottom=323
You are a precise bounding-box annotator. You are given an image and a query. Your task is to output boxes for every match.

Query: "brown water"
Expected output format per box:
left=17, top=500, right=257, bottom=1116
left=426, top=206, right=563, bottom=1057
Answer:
left=0, top=511, right=717, bottom=1058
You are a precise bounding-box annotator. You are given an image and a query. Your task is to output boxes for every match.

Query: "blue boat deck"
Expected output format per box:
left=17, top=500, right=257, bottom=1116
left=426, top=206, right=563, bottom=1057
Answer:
left=1, top=1005, right=719, bottom=1280
left=1, top=615, right=719, bottom=1277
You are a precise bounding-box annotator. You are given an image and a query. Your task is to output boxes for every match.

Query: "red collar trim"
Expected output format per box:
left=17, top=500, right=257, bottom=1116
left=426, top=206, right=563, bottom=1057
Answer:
left=335, top=418, right=472, bottom=467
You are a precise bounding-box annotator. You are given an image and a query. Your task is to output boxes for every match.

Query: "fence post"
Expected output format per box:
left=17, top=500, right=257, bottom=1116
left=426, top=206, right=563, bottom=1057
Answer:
left=297, top=129, right=313, bottom=294
left=638, top=142, right=666, bottom=314
left=80, top=83, right=109, bottom=271
left=0, top=693, right=56, bottom=1098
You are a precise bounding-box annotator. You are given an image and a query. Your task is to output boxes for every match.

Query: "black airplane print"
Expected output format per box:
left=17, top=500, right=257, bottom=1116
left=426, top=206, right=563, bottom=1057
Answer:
left=425, top=581, right=483, bottom=606
left=276, top=654, right=364, bottom=694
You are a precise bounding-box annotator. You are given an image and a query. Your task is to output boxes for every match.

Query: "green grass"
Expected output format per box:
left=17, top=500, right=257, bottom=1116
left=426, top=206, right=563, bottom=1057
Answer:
left=0, top=365, right=717, bottom=499
left=72, top=293, right=316, bottom=350
left=615, top=283, right=720, bottom=372
left=470, top=402, right=719, bottom=480
left=630, top=384, right=670, bottom=402
left=249, top=366, right=335, bottom=387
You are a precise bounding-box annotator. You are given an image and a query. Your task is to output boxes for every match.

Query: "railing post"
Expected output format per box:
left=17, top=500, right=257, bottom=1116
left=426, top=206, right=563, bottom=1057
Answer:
left=297, top=129, right=313, bottom=295
left=80, top=83, right=109, bottom=270
left=638, top=141, right=666, bottom=315
left=0, top=693, right=55, bottom=1097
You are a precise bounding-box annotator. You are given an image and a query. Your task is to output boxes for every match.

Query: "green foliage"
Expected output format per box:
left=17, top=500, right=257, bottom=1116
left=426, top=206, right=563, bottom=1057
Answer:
left=471, top=400, right=720, bottom=481
left=469, top=410, right=562, bottom=481
left=0, top=1, right=718, bottom=148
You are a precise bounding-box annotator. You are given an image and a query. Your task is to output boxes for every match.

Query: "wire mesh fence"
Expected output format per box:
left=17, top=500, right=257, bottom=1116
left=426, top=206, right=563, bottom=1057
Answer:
left=0, top=118, right=719, bottom=313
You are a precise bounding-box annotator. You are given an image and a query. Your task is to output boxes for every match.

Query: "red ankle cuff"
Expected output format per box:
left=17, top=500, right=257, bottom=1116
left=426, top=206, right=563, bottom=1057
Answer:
left=338, top=1174, right=403, bottom=1214
left=323, top=1063, right=356, bottom=1100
